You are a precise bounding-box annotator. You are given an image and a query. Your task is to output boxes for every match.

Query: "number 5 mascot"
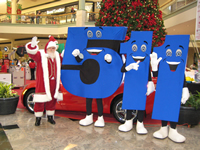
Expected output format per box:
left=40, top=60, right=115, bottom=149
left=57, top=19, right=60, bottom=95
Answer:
left=61, top=27, right=127, bottom=127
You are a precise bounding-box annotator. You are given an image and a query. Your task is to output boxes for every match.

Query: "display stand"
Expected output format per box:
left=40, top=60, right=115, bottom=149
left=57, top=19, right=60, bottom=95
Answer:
left=0, top=73, right=11, bottom=84
left=26, top=66, right=31, bottom=80
left=12, top=67, right=25, bottom=87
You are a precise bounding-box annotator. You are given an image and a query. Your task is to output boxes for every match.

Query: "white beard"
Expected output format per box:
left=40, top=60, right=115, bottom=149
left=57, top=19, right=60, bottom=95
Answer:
left=47, top=51, right=56, bottom=59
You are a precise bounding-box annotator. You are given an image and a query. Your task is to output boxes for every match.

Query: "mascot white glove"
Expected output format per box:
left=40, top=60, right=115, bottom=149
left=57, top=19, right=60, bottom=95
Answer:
left=31, top=36, right=40, bottom=48
left=61, top=50, right=65, bottom=58
left=125, top=61, right=140, bottom=71
left=146, top=81, right=155, bottom=96
left=72, top=49, right=80, bottom=57
left=181, top=87, right=190, bottom=104
left=104, top=54, right=112, bottom=63
left=150, top=52, right=162, bottom=71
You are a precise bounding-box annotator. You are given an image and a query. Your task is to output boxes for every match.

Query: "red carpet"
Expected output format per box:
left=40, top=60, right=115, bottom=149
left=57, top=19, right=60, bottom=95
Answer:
left=15, top=80, right=161, bottom=125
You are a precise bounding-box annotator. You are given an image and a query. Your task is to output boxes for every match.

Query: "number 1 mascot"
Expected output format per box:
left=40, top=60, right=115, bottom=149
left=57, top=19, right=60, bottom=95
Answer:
left=150, top=35, right=190, bottom=143
left=118, top=31, right=155, bottom=134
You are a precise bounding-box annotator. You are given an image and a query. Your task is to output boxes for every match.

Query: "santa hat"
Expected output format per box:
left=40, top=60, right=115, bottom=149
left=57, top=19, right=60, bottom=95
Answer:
left=44, top=35, right=58, bottom=53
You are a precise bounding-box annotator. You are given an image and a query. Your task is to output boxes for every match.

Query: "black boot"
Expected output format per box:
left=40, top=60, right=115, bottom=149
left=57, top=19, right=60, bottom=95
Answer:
left=47, top=116, right=56, bottom=124
left=35, top=117, right=41, bottom=126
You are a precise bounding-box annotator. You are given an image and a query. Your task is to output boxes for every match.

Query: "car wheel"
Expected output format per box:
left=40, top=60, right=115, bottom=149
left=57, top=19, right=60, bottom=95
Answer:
left=24, top=89, right=35, bottom=114
left=112, top=97, right=138, bottom=123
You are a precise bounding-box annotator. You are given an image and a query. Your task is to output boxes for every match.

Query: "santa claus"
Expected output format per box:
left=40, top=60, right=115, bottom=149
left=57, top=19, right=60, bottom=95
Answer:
left=25, top=36, right=63, bottom=126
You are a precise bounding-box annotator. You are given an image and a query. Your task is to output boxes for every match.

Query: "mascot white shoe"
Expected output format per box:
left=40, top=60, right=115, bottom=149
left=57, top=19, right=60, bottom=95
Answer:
left=153, top=126, right=168, bottom=139
left=79, top=114, right=93, bottom=126
left=94, top=116, right=105, bottom=127
left=118, top=119, right=133, bottom=132
left=168, top=127, right=186, bottom=143
left=136, top=120, right=148, bottom=134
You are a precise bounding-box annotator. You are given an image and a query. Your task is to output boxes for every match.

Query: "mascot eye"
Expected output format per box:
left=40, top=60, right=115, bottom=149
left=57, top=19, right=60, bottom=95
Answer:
left=87, top=30, right=93, bottom=38
left=176, top=49, right=182, bottom=57
left=141, top=44, right=147, bottom=52
left=132, top=44, right=138, bottom=52
left=166, top=49, right=172, bottom=56
left=96, top=30, right=102, bottom=38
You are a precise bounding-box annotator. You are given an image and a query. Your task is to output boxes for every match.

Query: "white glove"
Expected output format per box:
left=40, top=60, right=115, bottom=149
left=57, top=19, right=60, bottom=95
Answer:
left=181, top=87, right=190, bottom=104
left=72, top=49, right=80, bottom=57
left=125, top=61, right=140, bottom=71
left=146, top=81, right=155, bottom=96
left=125, top=63, right=133, bottom=71
left=104, top=54, right=112, bottom=63
left=61, top=50, right=65, bottom=57
left=31, top=36, right=40, bottom=47
left=150, top=52, right=162, bottom=71
left=131, top=61, right=140, bottom=70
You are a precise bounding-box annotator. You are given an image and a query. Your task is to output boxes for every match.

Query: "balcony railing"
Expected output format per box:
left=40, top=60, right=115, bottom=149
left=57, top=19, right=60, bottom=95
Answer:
left=0, top=12, right=99, bottom=25
left=161, top=0, right=197, bottom=16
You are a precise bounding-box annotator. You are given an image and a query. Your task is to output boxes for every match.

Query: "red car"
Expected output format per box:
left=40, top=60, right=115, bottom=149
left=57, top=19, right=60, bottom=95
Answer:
left=21, top=81, right=155, bottom=123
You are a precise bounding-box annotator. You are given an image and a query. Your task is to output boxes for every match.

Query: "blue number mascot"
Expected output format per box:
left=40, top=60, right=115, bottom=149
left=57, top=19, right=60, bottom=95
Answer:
left=118, top=31, right=155, bottom=134
left=61, top=27, right=127, bottom=127
left=150, top=35, right=190, bottom=143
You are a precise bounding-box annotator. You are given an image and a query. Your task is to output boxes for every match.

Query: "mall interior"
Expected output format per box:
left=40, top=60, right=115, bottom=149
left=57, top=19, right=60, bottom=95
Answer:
left=0, top=0, right=200, bottom=149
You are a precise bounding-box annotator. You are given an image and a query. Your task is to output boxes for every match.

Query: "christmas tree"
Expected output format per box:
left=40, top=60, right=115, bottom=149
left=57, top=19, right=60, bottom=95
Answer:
left=95, top=0, right=166, bottom=47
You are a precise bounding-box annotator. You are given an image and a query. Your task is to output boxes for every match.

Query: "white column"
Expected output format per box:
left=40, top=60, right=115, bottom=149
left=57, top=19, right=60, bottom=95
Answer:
left=76, top=0, right=86, bottom=27
left=11, top=0, right=17, bottom=23
left=79, top=0, right=85, bottom=10
left=10, top=39, right=14, bottom=49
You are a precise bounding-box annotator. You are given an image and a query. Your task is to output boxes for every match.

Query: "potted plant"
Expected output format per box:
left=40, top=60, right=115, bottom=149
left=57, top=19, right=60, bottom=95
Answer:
left=178, top=91, right=200, bottom=126
left=0, top=82, right=19, bottom=115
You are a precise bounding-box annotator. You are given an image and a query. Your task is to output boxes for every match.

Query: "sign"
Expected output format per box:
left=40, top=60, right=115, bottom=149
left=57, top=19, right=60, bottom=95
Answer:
left=195, top=0, right=200, bottom=40
left=96, top=2, right=101, bottom=9
left=47, top=8, right=65, bottom=14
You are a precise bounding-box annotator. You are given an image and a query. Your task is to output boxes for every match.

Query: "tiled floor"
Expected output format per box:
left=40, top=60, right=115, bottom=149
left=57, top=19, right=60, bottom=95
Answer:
left=0, top=108, right=200, bottom=150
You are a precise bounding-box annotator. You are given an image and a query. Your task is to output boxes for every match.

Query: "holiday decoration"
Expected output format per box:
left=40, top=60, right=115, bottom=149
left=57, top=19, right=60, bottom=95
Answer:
left=95, top=0, right=166, bottom=47
left=7, top=0, right=12, bottom=19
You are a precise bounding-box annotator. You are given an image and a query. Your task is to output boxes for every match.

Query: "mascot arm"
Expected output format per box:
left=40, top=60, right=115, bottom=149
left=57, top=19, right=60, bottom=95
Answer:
left=147, top=67, right=155, bottom=95
left=104, top=54, right=112, bottom=64
left=150, top=52, right=162, bottom=72
left=125, top=61, right=140, bottom=71
left=72, top=49, right=83, bottom=63
left=121, top=63, right=127, bottom=72
left=181, top=75, right=190, bottom=104
left=152, top=71, right=158, bottom=78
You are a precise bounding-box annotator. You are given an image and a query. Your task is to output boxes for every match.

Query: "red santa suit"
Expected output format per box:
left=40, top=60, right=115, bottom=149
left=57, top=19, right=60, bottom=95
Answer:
left=25, top=36, right=63, bottom=117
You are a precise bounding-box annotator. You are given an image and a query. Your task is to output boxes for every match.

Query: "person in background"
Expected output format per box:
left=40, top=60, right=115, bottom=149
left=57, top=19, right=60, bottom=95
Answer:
left=190, top=62, right=197, bottom=70
left=25, top=36, right=64, bottom=126
left=1, top=61, right=7, bottom=73
left=29, top=59, right=36, bottom=80
left=71, top=8, right=76, bottom=22
left=21, top=14, right=26, bottom=23
left=36, top=11, right=41, bottom=24
left=30, top=13, right=35, bottom=24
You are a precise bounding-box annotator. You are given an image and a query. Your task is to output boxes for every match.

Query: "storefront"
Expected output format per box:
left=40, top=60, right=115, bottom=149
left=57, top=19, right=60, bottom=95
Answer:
left=34, top=1, right=100, bottom=24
